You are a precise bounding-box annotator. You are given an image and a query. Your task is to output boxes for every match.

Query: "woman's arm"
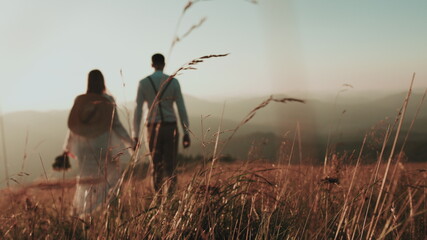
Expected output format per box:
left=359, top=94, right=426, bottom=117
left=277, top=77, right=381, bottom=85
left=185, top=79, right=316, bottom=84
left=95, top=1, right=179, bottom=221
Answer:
left=112, top=108, right=133, bottom=146
left=63, top=130, right=76, bottom=159
left=105, top=94, right=133, bottom=146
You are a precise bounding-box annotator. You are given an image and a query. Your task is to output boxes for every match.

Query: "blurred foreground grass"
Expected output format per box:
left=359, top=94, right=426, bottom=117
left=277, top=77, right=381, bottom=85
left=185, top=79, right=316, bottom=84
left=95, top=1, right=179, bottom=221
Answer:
left=0, top=160, right=426, bottom=240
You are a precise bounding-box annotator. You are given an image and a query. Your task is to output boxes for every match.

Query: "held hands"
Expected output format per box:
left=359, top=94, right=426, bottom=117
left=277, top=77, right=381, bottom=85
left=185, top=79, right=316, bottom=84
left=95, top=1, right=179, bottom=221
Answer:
left=183, top=133, right=191, bottom=149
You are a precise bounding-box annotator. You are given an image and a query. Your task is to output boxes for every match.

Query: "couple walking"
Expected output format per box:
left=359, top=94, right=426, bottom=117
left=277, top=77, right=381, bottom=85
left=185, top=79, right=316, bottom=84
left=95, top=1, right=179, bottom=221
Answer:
left=59, top=53, right=190, bottom=215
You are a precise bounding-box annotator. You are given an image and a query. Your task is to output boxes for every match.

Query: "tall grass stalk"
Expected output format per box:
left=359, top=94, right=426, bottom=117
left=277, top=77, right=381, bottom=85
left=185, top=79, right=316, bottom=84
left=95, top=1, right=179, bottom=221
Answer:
left=168, top=0, right=208, bottom=60
left=119, top=69, right=133, bottom=133
left=324, top=84, right=353, bottom=174
left=359, top=123, right=392, bottom=239
left=0, top=106, right=10, bottom=188
left=38, top=154, right=59, bottom=212
left=367, top=73, right=415, bottom=239
left=334, top=134, right=367, bottom=240
left=296, top=121, right=303, bottom=165
left=397, top=87, right=427, bottom=159
left=217, top=96, right=304, bottom=159
left=195, top=102, right=225, bottom=239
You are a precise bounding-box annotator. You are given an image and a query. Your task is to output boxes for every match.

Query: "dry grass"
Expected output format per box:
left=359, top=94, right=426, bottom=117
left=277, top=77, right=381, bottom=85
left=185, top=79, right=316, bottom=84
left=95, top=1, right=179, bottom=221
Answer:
left=0, top=160, right=426, bottom=239
left=1, top=74, right=426, bottom=239
left=1, top=65, right=425, bottom=239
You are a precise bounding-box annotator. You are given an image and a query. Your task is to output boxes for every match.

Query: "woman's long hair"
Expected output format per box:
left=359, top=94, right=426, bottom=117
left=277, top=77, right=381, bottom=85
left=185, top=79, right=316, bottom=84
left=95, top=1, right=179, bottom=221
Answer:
left=87, top=69, right=106, bottom=94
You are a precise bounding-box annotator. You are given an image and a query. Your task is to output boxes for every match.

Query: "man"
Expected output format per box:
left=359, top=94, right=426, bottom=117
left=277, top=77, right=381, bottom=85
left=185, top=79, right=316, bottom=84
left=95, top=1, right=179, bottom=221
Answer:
left=134, top=53, right=190, bottom=193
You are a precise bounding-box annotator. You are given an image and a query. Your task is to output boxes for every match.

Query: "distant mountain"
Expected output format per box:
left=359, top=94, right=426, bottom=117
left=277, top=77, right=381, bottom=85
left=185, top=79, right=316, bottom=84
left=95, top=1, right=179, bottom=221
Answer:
left=1, top=91, right=426, bottom=188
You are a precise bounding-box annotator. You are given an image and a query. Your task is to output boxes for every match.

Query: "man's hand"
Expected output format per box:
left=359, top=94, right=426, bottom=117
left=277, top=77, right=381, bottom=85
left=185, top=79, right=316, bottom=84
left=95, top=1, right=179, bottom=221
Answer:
left=133, top=137, right=139, bottom=151
left=183, top=134, right=190, bottom=148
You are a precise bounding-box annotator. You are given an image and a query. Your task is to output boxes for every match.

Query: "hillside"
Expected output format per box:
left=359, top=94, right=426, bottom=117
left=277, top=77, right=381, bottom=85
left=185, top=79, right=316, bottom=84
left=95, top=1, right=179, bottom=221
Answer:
left=1, top=91, right=426, bottom=188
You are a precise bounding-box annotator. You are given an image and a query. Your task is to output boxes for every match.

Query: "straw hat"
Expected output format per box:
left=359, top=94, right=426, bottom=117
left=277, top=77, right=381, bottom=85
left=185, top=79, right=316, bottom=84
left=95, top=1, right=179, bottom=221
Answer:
left=68, top=93, right=114, bottom=138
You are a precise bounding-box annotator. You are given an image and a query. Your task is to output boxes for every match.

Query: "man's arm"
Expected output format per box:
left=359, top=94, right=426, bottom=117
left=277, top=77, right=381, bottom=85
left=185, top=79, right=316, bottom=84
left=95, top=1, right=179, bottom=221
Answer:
left=133, top=81, right=144, bottom=140
left=174, top=79, right=190, bottom=148
left=174, top=79, right=189, bottom=133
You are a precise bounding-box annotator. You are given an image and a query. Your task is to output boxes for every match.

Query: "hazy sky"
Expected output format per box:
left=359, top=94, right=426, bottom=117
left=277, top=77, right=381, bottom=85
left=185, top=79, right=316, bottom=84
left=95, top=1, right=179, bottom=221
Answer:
left=1, top=0, right=426, bottom=113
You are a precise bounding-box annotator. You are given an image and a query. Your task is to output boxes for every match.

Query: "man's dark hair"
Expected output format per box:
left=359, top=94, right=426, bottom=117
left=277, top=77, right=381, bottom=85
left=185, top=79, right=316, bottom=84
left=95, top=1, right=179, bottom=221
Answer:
left=87, top=69, right=106, bottom=94
left=152, top=53, right=165, bottom=67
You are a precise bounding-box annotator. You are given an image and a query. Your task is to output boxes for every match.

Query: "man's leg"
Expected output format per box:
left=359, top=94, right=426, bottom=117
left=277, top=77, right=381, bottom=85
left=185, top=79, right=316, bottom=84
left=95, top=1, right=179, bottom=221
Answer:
left=148, top=124, right=163, bottom=192
left=162, top=124, right=179, bottom=194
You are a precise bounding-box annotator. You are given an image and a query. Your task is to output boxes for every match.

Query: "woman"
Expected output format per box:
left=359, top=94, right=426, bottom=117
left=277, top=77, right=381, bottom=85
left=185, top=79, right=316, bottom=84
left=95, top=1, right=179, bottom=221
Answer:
left=63, top=69, right=133, bottom=215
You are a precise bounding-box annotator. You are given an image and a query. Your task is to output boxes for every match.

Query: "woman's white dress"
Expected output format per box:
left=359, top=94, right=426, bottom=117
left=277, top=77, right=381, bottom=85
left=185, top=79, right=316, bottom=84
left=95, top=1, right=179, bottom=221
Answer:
left=64, top=94, right=133, bottom=215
